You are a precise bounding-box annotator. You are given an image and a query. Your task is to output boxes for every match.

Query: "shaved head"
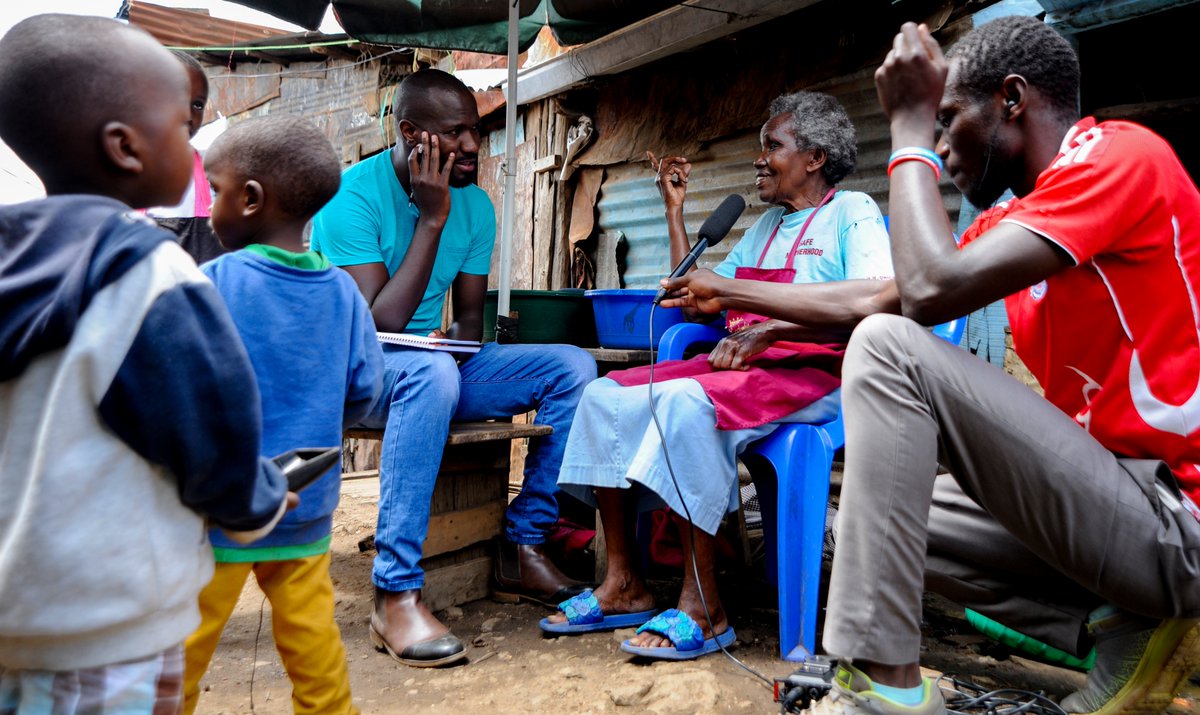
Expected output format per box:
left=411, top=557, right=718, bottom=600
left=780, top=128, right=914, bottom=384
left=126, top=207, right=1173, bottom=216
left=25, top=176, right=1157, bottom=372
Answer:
left=0, top=14, right=188, bottom=189
left=391, top=68, right=474, bottom=125
left=206, top=117, right=342, bottom=220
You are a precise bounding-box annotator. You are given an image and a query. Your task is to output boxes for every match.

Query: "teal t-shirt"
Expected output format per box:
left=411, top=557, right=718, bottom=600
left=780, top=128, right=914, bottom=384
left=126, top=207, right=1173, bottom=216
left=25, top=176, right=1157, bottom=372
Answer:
left=715, top=190, right=892, bottom=282
left=310, top=150, right=496, bottom=334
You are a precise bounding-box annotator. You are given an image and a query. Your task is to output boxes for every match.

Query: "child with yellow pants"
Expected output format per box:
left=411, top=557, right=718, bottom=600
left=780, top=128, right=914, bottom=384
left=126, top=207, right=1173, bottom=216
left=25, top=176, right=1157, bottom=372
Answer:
left=181, top=116, right=383, bottom=715
left=186, top=552, right=352, bottom=713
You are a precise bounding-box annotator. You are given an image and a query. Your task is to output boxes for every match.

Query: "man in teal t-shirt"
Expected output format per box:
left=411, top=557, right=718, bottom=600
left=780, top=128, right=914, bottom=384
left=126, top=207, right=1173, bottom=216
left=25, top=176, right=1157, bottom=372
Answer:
left=312, top=143, right=494, bottom=335
left=311, top=69, right=595, bottom=668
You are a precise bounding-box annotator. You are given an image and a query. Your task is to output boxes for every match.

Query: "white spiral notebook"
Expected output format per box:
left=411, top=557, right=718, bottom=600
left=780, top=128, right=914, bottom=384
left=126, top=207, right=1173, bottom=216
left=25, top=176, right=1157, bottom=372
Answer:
left=377, top=332, right=482, bottom=354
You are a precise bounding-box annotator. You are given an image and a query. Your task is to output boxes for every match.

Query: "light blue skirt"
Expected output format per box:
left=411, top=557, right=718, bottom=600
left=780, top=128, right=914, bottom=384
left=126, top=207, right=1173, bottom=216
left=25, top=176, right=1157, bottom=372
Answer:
left=557, top=376, right=839, bottom=535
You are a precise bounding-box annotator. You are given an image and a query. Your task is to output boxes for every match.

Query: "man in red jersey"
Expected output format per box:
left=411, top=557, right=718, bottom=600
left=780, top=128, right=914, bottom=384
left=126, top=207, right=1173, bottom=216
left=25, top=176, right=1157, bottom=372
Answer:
left=801, top=15, right=1200, bottom=715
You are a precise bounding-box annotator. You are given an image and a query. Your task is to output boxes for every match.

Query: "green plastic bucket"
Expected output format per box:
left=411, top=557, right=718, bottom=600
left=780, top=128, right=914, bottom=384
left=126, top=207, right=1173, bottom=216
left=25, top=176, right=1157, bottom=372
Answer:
left=483, top=289, right=598, bottom=346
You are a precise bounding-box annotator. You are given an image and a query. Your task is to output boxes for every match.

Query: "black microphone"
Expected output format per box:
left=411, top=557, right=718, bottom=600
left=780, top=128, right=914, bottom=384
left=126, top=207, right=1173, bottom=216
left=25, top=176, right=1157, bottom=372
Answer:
left=653, top=193, right=746, bottom=305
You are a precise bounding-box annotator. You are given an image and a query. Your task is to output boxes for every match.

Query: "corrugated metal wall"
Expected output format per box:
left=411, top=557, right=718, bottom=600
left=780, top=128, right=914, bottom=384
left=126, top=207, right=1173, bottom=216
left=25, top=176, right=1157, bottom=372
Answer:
left=208, top=58, right=394, bottom=165
left=595, top=67, right=963, bottom=289
left=595, top=133, right=763, bottom=288
left=821, top=68, right=964, bottom=223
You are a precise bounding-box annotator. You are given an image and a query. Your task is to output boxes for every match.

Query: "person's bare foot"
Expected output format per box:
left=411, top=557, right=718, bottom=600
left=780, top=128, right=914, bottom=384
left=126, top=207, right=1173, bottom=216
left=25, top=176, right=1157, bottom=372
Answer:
left=544, top=573, right=655, bottom=625
left=625, top=595, right=727, bottom=649
left=370, top=587, right=465, bottom=667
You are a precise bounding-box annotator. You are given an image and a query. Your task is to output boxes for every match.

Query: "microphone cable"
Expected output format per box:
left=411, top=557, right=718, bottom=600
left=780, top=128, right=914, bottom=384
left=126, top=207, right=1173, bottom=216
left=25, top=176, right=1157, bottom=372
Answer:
left=936, top=675, right=1069, bottom=715
left=644, top=302, right=775, bottom=689
left=646, top=307, right=1071, bottom=714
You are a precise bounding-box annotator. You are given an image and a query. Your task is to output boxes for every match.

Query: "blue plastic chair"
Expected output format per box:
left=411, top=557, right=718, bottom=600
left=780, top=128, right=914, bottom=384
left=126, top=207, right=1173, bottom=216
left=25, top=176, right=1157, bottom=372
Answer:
left=656, top=316, right=965, bottom=661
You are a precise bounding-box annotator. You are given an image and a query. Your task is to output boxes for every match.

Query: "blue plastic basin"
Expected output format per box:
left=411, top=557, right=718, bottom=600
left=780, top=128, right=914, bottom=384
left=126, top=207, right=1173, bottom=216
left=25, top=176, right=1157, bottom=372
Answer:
left=584, top=289, right=686, bottom=349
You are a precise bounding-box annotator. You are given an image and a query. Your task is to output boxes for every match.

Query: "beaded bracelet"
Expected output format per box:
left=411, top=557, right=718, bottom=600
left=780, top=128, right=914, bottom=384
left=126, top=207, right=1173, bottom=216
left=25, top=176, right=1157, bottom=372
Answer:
left=887, top=147, right=944, bottom=180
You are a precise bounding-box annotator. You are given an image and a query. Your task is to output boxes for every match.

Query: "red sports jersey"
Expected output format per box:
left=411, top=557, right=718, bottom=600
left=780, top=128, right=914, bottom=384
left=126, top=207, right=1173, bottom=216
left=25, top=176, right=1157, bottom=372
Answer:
left=961, top=118, right=1200, bottom=498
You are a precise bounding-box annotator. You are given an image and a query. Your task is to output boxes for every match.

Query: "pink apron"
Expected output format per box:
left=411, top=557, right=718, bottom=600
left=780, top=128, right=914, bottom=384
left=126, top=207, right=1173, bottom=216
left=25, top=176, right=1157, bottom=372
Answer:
left=606, top=342, right=843, bottom=430
left=724, top=188, right=836, bottom=333
left=607, top=189, right=846, bottom=430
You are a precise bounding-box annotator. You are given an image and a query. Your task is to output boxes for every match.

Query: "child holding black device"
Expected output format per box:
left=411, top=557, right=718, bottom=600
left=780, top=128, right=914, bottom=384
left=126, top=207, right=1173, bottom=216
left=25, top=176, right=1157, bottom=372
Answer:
left=183, top=116, right=383, bottom=715
left=0, top=15, right=290, bottom=712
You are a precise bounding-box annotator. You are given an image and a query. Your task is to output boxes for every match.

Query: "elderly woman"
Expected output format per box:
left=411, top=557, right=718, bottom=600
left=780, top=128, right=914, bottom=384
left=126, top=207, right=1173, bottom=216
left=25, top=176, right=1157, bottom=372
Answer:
left=543, top=91, right=895, bottom=660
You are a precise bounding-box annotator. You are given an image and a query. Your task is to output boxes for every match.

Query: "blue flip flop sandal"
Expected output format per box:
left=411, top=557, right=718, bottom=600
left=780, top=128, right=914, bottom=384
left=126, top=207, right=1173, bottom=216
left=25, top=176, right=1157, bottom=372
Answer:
left=539, top=590, right=656, bottom=635
left=619, top=608, right=736, bottom=660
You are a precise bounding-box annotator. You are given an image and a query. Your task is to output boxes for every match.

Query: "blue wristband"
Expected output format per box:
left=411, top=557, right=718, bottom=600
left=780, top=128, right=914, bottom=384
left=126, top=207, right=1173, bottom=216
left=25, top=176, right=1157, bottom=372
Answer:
left=888, top=147, right=944, bottom=173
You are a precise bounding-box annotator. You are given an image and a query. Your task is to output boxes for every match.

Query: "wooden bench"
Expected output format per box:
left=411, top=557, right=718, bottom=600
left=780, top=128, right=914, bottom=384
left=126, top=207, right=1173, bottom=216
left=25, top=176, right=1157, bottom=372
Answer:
left=344, top=421, right=552, bottom=612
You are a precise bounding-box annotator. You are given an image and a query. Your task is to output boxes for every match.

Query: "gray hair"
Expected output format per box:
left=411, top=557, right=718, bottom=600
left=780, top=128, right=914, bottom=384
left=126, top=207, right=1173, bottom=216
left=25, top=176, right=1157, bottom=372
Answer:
left=767, top=91, right=857, bottom=185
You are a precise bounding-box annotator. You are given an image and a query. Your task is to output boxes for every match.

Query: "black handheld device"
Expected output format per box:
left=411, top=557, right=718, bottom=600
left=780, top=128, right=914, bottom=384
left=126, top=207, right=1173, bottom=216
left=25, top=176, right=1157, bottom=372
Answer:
left=272, top=447, right=340, bottom=492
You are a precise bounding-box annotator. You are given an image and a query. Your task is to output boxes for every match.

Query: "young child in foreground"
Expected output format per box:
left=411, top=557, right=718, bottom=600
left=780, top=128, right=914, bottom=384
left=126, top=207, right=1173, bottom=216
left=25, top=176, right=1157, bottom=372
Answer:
left=0, top=15, right=289, bottom=714
left=182, top=116, right=383, bottom=715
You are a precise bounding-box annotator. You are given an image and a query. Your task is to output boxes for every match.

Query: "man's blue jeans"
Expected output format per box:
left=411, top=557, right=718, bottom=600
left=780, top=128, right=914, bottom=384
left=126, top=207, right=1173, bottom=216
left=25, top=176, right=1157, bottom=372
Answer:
left=359, top=342, right=596, bottom=592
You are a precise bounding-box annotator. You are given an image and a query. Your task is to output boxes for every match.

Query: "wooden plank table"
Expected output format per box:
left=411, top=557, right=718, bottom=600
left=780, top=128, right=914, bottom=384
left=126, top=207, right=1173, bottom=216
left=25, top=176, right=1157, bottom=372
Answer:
left=582, top=347, right=653, bottom=365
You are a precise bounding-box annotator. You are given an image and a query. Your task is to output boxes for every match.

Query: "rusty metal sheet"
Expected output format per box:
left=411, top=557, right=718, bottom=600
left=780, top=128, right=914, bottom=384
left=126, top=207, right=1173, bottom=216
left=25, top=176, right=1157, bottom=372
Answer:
left=596, top=131, right=763, bottom=288
left=208, top=57, right=393, bottom=166
left=474, top=89, right=508, bottom=120
left=575, top=63, right=785, bottom=168
left=130, top=1, right=289, bottom=49
left=207, top=68, right=281, bottom=117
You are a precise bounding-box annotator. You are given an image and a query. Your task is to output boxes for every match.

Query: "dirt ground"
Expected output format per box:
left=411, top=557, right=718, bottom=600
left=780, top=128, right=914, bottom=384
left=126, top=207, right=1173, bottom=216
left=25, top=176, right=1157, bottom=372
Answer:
left=190, top=482, right=1197, bottom=715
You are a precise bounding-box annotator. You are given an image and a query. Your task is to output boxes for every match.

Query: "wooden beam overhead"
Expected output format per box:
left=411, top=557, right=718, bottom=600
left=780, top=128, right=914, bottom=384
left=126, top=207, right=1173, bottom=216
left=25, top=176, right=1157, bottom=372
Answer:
left=310, top=44, right=362, bottom=61
left=246, top=50, right=290, bottom=66
left=200, top=51, right=232, bottom=67
left=510, top=0, right=822, bottom=106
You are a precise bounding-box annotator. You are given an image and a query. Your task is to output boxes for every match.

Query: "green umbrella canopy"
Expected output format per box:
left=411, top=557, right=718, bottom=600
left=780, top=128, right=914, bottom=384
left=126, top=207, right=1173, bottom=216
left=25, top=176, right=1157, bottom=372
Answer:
left=230, top=0, right=675, bottom=53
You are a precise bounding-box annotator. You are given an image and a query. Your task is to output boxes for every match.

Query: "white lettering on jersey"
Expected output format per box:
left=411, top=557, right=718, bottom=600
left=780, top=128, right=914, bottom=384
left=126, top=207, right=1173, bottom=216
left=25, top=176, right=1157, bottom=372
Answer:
left=1058, top=125, right=1082, bottom=152
left=1054, top=126, right=1105, bottom=169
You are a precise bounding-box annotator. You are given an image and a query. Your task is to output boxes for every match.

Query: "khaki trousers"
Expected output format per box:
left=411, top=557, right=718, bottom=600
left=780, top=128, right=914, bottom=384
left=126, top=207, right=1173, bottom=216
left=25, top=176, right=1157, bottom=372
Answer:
left=823, top=314, right=1200, bottom=665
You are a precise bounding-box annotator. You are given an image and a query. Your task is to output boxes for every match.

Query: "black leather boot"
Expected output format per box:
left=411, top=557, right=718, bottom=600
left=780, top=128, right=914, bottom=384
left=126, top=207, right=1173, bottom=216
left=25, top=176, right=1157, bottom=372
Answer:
left=492, top=538, right=590, bottom=608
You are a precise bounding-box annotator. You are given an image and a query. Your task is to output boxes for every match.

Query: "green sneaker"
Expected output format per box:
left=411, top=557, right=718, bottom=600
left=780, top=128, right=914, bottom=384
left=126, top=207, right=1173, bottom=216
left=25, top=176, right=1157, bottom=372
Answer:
left=1060, top=612, right=1200, bottom=714
left=806, top=662, right=947, bottom=715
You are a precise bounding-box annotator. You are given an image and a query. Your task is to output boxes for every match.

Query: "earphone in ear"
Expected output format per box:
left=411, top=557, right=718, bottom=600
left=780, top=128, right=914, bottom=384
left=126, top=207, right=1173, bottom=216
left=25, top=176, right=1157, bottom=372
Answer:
left=1005, top=99, right=1017, bottom=115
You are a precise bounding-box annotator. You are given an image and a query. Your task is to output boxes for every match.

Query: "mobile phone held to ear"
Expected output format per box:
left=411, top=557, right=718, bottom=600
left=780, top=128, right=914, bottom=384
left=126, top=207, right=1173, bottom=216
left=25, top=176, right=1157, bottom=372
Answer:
left=272, top=447, right=340, bottom=492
